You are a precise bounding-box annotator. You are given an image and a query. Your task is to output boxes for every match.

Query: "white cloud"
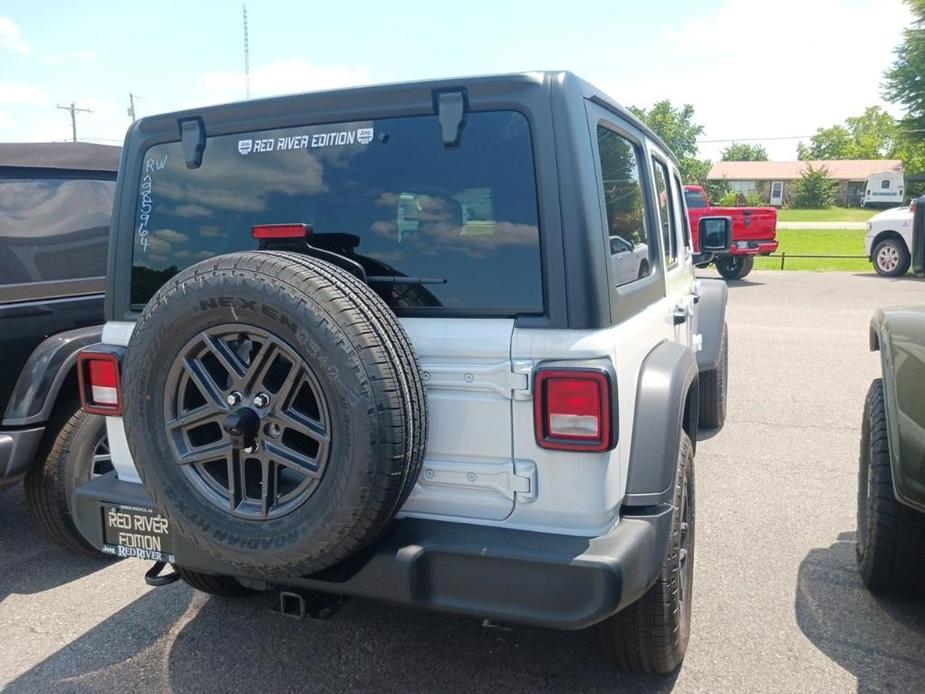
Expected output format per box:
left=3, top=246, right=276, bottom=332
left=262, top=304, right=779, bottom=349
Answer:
left=0, top=110, right=12, bottom=129
left=591, top=0, right=912, bottom=161
left=0, top=82, right=47, bottom=105
left=0, top=17, right=29, bottom=54
left=192, top=59, right=371, bottom=107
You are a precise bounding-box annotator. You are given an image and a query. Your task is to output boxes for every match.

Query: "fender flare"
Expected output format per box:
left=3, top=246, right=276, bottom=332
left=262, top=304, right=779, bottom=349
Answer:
left=2, top=325, right=103, bottom=426
left=869, top=310, right=925, bottom=512
left=623, top=341, right=699, bottom=508
left=695, top=278, right=728, bottom=372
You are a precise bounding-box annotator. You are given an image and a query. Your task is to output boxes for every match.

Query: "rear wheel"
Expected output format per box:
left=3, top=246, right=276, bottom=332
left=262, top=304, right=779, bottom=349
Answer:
left=176, top=567, right=260, bottom=597
left=598, top=432, right=694, bottom=674
left=872, top=238, right=910, bottom=277
left=856, top=379, right=925, bottom=592
left=715, top=255, right=753, bottom=280
left=24, top=408, right=114, bottom=557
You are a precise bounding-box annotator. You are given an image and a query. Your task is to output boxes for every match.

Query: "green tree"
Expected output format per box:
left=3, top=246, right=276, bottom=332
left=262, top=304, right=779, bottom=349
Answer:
left=629, top=100, right=710, bottom=183
left=884, top=0, right=925, bottom=134
left=884, top=1, right=925, bottom=193
left=793, top=165, right=838, bottom=208
left=720, top=142, right=768, bottom=161
left=797, top=107, right=898, bottom=160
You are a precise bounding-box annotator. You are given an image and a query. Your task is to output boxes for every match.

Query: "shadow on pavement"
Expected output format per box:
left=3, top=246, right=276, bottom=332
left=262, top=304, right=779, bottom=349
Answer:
left=0, top=486, right=112, bottom=603
left=795, top=531, right=925, bottom=693
left=7, top=580, right=683, bottom=693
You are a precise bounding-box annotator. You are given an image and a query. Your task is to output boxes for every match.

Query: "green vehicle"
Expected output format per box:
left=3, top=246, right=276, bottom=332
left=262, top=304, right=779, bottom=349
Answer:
left=857, top=196, right=925, bottom=592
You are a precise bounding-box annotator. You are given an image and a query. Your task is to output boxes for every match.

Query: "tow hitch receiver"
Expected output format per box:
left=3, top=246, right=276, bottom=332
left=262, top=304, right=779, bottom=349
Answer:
left=273, top=589, right=347, bottom=620
left=144, top=561, right=180, bottom=587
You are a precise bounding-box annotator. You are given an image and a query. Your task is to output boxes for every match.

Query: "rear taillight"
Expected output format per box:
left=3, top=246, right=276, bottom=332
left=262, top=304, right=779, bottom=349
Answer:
left=534, top=369, right=614, bottom=451
left=78, top=351, right=124, bottom=416
left=252, top=223, right=309, bottom=239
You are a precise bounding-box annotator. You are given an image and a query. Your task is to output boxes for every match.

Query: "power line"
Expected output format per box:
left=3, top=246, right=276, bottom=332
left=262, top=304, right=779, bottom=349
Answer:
left=56, top=102, right=92, bottom=142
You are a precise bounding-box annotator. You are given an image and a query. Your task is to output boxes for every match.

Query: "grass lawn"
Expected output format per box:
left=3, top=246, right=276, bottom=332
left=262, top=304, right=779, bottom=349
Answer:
left=753, top=229, right=870, bottom=272
left=776, top=207, right=878, bottom=223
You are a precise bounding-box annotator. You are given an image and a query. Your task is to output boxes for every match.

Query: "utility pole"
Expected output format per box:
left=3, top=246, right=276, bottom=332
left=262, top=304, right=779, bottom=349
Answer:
left=56, top=102, right=92, bottom=143
left=127, top=92, right=139, bottom=121
left=243, top=4, right=251, bottom=98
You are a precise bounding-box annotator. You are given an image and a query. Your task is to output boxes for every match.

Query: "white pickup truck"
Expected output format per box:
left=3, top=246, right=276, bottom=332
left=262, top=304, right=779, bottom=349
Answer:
left=865, top=204, right=914, bottom=277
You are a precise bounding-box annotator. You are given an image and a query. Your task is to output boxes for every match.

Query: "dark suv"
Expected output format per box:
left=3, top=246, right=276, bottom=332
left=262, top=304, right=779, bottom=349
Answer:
left=0, top=142, right=120, bottom=553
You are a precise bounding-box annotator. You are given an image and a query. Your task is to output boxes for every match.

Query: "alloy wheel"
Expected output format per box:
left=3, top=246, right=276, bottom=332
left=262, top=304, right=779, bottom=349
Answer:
left=163, top=325, right=331, bottom=520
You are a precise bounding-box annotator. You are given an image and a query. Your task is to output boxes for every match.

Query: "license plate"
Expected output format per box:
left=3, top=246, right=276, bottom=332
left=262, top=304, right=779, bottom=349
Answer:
left=736, top=241, right=749, bottom=249
left=102, top=504, right=175, bottom=562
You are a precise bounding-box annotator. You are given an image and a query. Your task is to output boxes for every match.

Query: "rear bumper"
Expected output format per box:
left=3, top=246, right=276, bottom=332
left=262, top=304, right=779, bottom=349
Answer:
left=0, top=427, right=44, bottom=490
left=729, top=239, right=778, bottom=256
left=72, top=474, right=673, bottom=630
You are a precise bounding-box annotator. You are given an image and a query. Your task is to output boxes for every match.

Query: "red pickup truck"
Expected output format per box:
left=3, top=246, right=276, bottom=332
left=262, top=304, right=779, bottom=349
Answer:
left=685, top=185, right=778, bottom=280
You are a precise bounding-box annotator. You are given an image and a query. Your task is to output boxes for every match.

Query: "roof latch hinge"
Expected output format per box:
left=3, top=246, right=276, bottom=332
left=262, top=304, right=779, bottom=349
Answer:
left=179, top=117, right=206, bottom=169
left=434, top=89, right=467, bottom=148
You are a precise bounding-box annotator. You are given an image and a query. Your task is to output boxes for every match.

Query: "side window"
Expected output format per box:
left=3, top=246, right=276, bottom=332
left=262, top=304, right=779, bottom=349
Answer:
left=597, top=125, right=652, bottom=287
left=672, top=174, right=692, bottom=252
left=0, top=178, right=114, bottom=285
left=652, top=158, right=678, bottom=266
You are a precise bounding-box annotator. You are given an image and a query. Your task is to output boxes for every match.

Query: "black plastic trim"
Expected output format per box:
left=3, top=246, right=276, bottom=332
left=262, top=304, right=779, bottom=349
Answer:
left=623, top=340, right=698, bottom=507
left=72, top=473, right=672, bottom=630
left=0, top=426, right=44, bottom=488
left=3, top=324, right=103, bottom=425
left=694, top=279, right=728, bottom=372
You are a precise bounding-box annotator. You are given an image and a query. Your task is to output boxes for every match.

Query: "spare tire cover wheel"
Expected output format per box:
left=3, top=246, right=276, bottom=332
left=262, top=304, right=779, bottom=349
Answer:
left=123, top=251, right=427, bottom=575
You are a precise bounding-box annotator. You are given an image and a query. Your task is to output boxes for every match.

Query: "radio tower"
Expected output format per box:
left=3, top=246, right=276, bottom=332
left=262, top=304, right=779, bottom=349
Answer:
left=243, top=4, right=251, bottom=99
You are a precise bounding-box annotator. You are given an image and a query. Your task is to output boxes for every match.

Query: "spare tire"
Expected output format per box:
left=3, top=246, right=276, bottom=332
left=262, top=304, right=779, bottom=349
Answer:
left=123, top=251, right=427, bottom=575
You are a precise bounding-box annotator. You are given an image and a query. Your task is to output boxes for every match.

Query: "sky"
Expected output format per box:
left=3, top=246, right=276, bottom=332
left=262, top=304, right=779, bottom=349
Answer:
left=0, top=0, right=914, bottom=161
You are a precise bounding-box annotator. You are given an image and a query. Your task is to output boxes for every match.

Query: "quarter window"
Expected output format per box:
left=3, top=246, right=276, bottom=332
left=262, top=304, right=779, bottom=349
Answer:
left=596, top=125, right=652, bottom=286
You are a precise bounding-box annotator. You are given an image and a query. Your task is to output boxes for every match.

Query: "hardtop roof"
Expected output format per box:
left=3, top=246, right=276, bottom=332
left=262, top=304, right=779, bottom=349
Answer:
left=0, top=141, right=121, bottom=172
left=128, top=71, right=679, bottom=168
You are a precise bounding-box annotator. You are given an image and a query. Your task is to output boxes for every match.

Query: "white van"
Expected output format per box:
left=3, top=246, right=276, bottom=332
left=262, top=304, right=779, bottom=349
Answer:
left=863, top=171, right=905, bottom=208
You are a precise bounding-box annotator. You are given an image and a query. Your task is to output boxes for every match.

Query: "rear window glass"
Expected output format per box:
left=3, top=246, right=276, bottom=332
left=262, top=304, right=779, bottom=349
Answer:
left=684, top=190, right=707, bottom=208
left=131, top=111, right=543, bottom=314
left=0, top=178, right=113, bottom=285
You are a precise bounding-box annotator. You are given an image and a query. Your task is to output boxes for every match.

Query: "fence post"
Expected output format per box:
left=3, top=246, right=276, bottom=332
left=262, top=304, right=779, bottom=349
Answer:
left=780, top=252, right=786, bottom=270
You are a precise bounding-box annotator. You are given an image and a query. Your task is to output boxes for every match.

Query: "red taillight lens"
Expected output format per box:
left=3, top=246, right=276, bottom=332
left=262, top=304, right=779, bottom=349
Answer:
left=78, top=352, right=123, bottom=415
left=534, top=369, right=613, bottom=451
left=251, top=223, right=308, bottom=239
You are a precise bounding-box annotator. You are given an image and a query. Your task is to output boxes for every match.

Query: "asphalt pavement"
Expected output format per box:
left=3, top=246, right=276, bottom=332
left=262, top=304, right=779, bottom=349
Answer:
left=1, top=270, right=924, bottom=693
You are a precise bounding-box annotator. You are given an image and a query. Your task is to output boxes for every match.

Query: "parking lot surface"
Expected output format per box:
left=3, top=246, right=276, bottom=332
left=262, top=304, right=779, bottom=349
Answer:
left=2, top=270, right=924, bottom=693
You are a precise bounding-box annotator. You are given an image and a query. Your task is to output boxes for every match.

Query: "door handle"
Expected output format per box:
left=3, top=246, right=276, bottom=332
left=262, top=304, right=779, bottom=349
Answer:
left=673, top=307, right=687, bottom=325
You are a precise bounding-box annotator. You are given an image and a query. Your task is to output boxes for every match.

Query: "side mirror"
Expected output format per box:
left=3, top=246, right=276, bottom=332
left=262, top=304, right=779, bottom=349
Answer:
left=913, top=194, right=925, bottom=276
left=698, top=216, right=733, bottom=254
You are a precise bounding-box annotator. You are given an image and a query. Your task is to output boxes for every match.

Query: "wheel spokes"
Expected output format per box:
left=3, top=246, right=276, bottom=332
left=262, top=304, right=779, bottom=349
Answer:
left=205, top=334, right=248, bottom=382
left=166, top=404, right=226, bottom=432
left=178, top=440, right=233, bottom=466
left=166, top=324, right=330, bottom=520
left=260, top=457, right=278, bottom=520
left=183, top=357, right=227, bottom=409
left=243, top=342, right=281, bottom=393
left=274, top=408, right=330, bottom=444
left=264, top=439, right=322, bottom=477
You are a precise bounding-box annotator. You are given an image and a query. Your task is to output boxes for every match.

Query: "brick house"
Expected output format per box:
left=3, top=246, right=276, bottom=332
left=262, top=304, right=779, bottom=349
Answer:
left=707, top=159, right=903, bottom=207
